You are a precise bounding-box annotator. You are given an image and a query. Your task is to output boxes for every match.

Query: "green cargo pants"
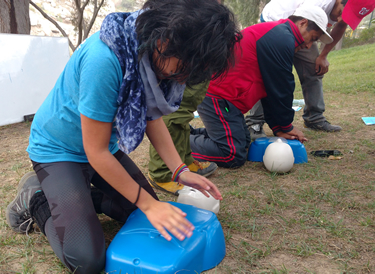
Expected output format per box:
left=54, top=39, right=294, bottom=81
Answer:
left=148, top=82, right=209, bottom=182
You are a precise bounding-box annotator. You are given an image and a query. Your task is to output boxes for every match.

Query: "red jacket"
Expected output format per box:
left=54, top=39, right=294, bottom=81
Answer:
left=207, top=19, right=304, bottom=134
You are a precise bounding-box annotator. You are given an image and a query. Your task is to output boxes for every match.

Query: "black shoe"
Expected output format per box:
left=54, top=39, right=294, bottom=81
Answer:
left=248, top=123, right=267, bottom=140
left=304, top=121, right=342, bottom=132
left=189, top=124, right=196, bottom=135
left=6, top=172, right=42, bottom=233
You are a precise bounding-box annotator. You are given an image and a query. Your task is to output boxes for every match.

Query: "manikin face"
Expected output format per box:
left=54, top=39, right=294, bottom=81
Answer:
left=295, top=19, right=323, bottom=52
left=330, top=0, right=345, bottom=22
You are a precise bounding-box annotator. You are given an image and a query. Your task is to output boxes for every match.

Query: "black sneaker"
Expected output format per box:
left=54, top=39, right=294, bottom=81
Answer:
left=6, top=171, right=42, bottom=233
left=304, top=120, right=342, bottom=132
left=248, top=123, right=267, bottom=140
left=189, top=124, right=196, bottom=135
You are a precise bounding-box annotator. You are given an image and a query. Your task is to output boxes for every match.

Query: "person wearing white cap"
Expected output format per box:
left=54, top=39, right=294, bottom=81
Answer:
left=293, top=5, right=334, bottom=45
left=190, top=6, right=333, bottom=168
left=246, top=0, right=348, bottom=139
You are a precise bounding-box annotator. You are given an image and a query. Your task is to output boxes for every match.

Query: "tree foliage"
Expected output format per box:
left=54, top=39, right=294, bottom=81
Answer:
left=116, top=0, right=145, bottom=12
left=223, top=0, right=270, bottom=28
left=71, top=0, right=106, bottom=47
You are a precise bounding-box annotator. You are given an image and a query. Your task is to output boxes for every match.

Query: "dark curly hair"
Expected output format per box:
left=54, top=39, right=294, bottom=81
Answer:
left=136, top=0, right=242, bottom=86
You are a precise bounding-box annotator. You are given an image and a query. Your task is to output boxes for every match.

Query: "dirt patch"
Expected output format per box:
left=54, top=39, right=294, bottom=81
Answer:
left=258, top=253, right=341, bottom=273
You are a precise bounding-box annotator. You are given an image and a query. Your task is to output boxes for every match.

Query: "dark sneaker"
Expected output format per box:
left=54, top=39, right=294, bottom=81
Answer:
left=189, top=124, right=197, bottom=135
left=6, top=171, right=42, bottom=233
left=248, top=123, right=267, bottom=140
left=188, top=160, right=218, bottom=177
left=304, top=120, right=342, bottom=132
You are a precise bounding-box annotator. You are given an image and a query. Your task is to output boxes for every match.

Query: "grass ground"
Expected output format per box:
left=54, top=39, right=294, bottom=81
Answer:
left=1, top=43, right=375, bottom=273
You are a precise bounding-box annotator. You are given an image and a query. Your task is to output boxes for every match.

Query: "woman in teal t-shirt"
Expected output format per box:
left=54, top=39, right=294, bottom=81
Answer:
left=6, top=0, right=242, bottom=273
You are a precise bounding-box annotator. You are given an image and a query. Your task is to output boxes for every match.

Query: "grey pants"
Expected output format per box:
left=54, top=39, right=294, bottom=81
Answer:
left=246, top=42, right=325, bottom=127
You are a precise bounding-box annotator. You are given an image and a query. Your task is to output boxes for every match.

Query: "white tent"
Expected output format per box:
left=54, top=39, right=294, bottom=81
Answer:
left=0, top=34, right=69, bottom=126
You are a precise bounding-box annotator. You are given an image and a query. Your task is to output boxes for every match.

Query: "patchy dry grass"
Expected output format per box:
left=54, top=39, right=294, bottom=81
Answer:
left=1, top=43, right=375, bottom=273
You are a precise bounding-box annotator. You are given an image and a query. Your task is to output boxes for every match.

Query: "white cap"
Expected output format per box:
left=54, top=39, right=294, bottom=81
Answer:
left=293, top=5, right=333, bottom=44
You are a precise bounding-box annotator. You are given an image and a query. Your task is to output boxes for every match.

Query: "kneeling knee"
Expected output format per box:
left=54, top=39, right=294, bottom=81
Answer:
left=64, top=248, right=105, bottom=274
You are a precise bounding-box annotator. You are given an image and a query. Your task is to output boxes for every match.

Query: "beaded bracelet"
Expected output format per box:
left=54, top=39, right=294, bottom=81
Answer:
left=171, top=163, right=189, bottom=182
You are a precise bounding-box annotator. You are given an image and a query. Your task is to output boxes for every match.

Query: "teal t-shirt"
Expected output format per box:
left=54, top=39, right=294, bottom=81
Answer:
left=27, top=32, right=123, bottom=163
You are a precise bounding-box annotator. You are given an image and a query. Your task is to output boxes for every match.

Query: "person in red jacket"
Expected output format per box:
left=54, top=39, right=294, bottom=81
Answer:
left=190, top=5, right=333, bottom=168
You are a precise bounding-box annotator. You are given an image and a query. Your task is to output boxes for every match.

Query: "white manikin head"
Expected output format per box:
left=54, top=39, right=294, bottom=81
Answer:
left=263, top=138, right=294, bottom=173
left=177, top=186, right=220, bottom=214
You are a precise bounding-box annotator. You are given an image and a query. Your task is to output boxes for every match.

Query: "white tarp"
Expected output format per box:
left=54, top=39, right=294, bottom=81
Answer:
left=0, top=34, right=70, bottom=126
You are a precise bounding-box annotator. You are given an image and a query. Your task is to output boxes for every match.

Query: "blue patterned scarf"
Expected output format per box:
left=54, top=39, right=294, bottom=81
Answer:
left=100, top=11, right=185, bottom=153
